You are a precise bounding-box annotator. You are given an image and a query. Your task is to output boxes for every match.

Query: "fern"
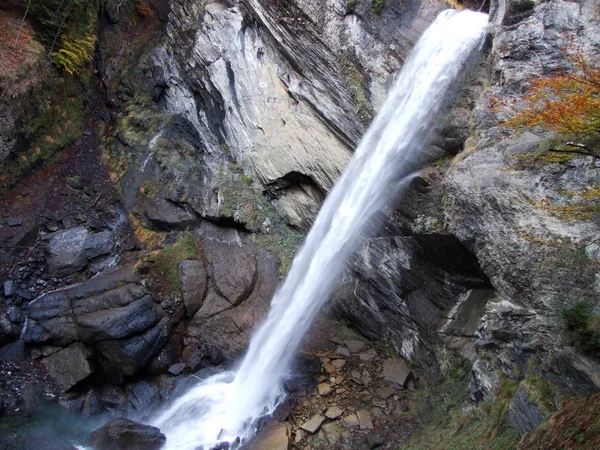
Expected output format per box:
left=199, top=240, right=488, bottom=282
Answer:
left=53, top=32, right=96, bottom=75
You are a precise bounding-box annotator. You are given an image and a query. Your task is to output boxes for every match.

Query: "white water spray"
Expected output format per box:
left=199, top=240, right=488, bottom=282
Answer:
left=152, top=9, right=488, bottom=449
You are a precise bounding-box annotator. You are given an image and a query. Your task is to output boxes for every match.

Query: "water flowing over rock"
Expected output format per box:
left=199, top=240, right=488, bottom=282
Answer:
left=150, top=10, right=489, bottom=449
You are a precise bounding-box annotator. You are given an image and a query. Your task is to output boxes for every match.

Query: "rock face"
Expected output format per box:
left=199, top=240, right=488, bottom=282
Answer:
left=443, top=0, right=600, bottom=393
left=24, top=266, right=166, bottom=382
left=508, top=388, right=547, bottom=435
left=46, top=227, right=115, bottom=276
left=179, top=259, right=207, bottom=317
left=90, top=418, right=166, bottom=450
left=184, top=226, right=279, bottom=361
left=42, top=343, right=95, bottom=392
left=105, top=0, right=448, bottom=234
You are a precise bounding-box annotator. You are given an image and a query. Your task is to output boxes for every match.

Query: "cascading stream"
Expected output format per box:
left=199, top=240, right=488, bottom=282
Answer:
left=151, top=9, right=488, bottom=449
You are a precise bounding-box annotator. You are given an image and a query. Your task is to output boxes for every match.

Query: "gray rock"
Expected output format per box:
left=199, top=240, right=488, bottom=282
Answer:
left=47, top=227, right=89, bottom=276
left=96, top=317, right=169, bottom=377
left=84, top=231, right=114, bottom=259
left=168, top=362, right=185, bottom=376
left=321, top=421, right=342, bottom=445
left=77, top=295, right=159, bottom=342
left=366, top=433, right=386, bottom=449
left=82, top=389, right=102, bottom=416
left=508, top=388, right=547, bottom=434
left=324, top=405, right=343, bottom=419
left=382, top=358, right=412, bottom=388
left=7, top=306, right=25, bottom=323
left=42, top=342, right=95, bottom=392
left=179, top=259, right=207, bottom=317
left=468, top=359, right=500, bottom=404
left=342, top=413, right=360, bottom=428
left=90, top=418, right=166, bottom=450
left=345, top=340, right=366, bottom=353
left=317, top=382, right=332, bottom=396
left=376, top=386, right=395, bottom=399
left=203, top=237, right=257, bottom=306
left=3, top=280, right=15, bottom=297
left=357, top=409, right=374, bottom=430
left=300, top=415, right=325, bottom=434
left=7, top=217, right=23, bottom=227
left=88, top=255, right=115, bottom=274
left=25, top=267, right=154, bottom=349
left=244, top=421, right=290, bottom=450
left=336, top=346, right=350, bottom=357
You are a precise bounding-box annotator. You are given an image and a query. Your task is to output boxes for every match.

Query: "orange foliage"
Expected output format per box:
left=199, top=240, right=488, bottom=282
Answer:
left=505, top=46, right=600, bottom=135
left=136, top=0, right=154, bottom=18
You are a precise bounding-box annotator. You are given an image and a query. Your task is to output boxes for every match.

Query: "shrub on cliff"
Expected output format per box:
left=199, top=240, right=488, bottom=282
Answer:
left=504, top=45, right=600, bottom=137
left=7, top=0, right=98, bottom=75
left=562, top=300, right=600, bottom=356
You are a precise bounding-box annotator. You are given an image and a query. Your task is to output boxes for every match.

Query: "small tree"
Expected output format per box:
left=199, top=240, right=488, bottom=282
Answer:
left=504, top=45, right=600, bottom=139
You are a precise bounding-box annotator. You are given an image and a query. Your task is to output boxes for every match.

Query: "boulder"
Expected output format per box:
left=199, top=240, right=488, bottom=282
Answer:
left=47, top=227, right=89, bottom=276
left=42, top=342, right=95, bottom=392
left=202, top=237, right=257, bottom=306
left=84, top=231, right=114, bottom=259
left=90, top=418, right=166, bottom=450
left=324, top=406, right=343, bottom=419
left=25, top=268, right=156, bottom=348
left=243, top=421, right=290, bottom=450
left=357, top=409, right=374, bottom=430
left=300, top=415, right=325, bottom=434
left=382, top=358, right=412, bottom=388
left=168, top=362, right=185, bottom=376
left=345, top=340, right=366, bottom=353
left=96, top=318, right=169, bottom=377
left=77, top=295, right=159, bottom=342
left=179, top=259, right=207, bottom=317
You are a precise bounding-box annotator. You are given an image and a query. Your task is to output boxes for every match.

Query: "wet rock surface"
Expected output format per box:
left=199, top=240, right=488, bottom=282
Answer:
left=90, top=418, right=166, bottom=450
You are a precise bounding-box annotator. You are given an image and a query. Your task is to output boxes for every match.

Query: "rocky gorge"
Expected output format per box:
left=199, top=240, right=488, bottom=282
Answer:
left=0, top=0, right=599, bottom=449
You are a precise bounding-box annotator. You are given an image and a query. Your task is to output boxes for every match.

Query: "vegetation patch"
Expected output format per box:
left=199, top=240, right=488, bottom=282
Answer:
left=216, top=163, right=281, bottom=232
left=251, top=229, right=305, bottom=277
left=561, top=300, right=600, bottom=357
left=0, top=74, right=87, bottom=194
left=340, top=58, right=374, bottom=123
left=149, top=232, right=201, bottom=297
left=371, top=0, right=386, bottom=15
left=519, top=394, right=600, bottom=450
left=404, top=358, right=520, bottom=450
left=7, top=0, right=99, bottom=75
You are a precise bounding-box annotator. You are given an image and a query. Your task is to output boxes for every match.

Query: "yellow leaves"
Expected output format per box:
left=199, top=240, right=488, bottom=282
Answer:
left=504, top=46, right=600, bottom=136
left=53, top=32, right=97, bottom=75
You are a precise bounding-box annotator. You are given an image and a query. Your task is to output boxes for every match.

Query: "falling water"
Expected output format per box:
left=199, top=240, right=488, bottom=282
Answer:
left=152, top=9, right=488, bottom=449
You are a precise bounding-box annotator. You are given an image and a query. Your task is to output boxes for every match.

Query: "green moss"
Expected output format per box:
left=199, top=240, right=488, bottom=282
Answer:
left=216, top=163, right=282, bottom=232
left=0, top=74, right=86, bottom=194
left=371, top=0, right=386, bottom=14
left=522, top=371, right=558, bottom=417
left=403, top=361, right=520, bottom=450
left=561, top=300, right=600, bottom=356
left=251, top=229, right=305, bottom=277
left=152, top=232, right=201, bottom=297
left=340, top=59, right=374, bottom=123
left=346, top=0, right=359, bottom=13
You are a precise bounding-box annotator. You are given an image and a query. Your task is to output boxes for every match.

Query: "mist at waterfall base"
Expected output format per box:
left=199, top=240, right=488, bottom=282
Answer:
left=151, top=9, right=488, bottom=449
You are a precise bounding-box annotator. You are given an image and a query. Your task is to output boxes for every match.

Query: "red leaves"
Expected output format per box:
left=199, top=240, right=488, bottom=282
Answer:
left=503, top=45, right=600, bottom=136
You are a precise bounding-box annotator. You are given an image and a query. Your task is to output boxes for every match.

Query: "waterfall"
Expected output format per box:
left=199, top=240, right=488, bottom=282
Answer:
left=151, top=9, right=488, bottom=449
